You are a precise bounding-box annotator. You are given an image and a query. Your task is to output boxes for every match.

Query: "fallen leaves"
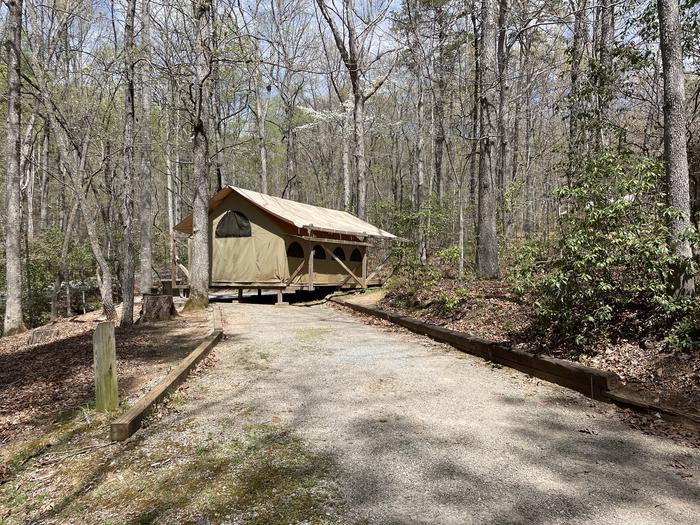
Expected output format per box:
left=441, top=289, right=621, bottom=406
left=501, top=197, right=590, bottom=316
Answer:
left=0, top=314, right=211, bottom=445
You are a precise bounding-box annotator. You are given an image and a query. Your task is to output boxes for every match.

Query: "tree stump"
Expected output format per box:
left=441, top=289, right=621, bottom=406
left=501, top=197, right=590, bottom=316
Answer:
left=139, top=294, right=177, bottom=323
left=30, top=327, right=58, bottom=345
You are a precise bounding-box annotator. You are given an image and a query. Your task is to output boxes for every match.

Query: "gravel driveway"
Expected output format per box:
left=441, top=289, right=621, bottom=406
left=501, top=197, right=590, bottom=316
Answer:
left=210, top=301, right=698, bottom=524
left=10, top=301, right=698, bottom=524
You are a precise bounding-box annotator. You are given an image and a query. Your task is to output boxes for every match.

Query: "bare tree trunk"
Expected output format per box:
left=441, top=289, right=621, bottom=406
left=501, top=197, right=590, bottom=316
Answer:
left=71, top=140, right=118, bottom=320
left=186, top=0, right=212, bottom=309
left=354, top=92, right=368, bottom=219
left=3, top=0, right=25, bottom=335
left=595, top=0, right=614, bottom=147
left=458, top=184, right=465, bottom=278
left=476, top=0, right=501, bottom=279
left=254, top=66, right=269, bottom=193
left=166, top=90, right=177, bottom=291
left=39, top=123, right=50, bottom=230
left=283, top=115, right=296, bottom=198
left=342, top=99, right=352, bottom=210
left=496, top=0, right=510, bottom=238
left=210, top=0, right=226, bottom=190
left=657, top=0, right=695, bottom=296
left=121, top=0, right=137, bottom=326
left=138, top=0, right=153, bottom=295
left=568, top=0, right=587, bottom=172
left=51, top=201, right=78, bottom=319
left=24, top=145, right=36, bottom=243
left=416, top=85, right=427, bottom=264
left=469, top=4, right=480, bottom=229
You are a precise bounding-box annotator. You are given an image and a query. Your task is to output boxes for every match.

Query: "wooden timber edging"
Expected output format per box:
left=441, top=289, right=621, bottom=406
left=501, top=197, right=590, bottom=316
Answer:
left=333, top=297, right=700, bottom=430
left=331, top=297, right=618, bottom=401
left=110, top=306, right=224, bottom=441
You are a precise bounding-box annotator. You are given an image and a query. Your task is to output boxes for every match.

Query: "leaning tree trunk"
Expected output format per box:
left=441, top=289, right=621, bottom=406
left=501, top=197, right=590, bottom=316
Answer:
left=121, top=0, right=137, bottom=327
left=186, top=0, right=212, bottom=310
left=3, top=0, right=25, bottom=335
left=23, top=0, right=117, bottom=320
left=139, top=0, right=154, bottom=295
left=476, top=0, right=501, bottom=279
left=657, top=0, right=695, bottom=296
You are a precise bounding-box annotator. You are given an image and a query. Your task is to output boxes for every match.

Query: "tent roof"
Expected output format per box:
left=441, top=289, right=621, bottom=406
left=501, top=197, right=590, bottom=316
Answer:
left=174, top=186, right=397, bottom=239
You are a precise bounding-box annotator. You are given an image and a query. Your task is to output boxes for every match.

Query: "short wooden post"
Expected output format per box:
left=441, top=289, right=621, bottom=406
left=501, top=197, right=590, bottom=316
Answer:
left=238, top=288, right=244, bottom=300
left=276, top=289, right=283, bottom=305
left=257, top=288, right=262, bottom=297
left=93, top=322, right=118, bottom=411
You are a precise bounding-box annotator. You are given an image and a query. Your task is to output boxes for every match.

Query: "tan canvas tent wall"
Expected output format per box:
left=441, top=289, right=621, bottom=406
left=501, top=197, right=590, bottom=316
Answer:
left=174, top=186, right=395, bottom=290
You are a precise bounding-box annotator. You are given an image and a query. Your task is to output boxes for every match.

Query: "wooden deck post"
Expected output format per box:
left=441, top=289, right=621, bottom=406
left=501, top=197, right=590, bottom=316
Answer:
left=308, top=245, right=315, bottom=291
left=362, top=249, right=368, bottom=288
left=93, top=322, right=118, bottom=411
left=276, top=289, right=283, bottom=305
left=238, top=288, right=243, bottom=300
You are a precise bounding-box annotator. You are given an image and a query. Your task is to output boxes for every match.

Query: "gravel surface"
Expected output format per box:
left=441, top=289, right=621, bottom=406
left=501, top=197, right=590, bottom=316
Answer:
left=213, top=302, right=698, bottom=524
left=6, top=301, right=698, bottom=524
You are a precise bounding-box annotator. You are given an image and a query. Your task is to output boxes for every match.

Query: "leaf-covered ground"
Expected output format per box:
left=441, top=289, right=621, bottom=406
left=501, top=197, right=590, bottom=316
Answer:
left=0, top=307, right=211, bottom=478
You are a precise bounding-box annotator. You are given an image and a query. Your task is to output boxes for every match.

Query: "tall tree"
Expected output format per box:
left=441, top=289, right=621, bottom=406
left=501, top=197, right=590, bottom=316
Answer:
left=315, top=0, right=397, bottom=220
left=139, top=0, right=154, bottom=294
left=3, top=0, right=26, bottom=335
left=186, top=0, right=212, bottom=309
left=657, top=0, right=695, bottom=296
left=121, top=0, right=137, bottom=326
left=476, top=0, right=501, bottom=278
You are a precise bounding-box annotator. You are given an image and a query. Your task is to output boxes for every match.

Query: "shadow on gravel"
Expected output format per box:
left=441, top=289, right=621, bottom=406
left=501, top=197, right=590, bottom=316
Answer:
left=341, top=397, right=699, bottom=523
left=246, top=339, right=699, bottom=524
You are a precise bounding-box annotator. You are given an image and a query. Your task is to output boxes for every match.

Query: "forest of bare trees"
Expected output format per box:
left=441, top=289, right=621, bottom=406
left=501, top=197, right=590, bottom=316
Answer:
left=2, top=0, right=700, bottom=337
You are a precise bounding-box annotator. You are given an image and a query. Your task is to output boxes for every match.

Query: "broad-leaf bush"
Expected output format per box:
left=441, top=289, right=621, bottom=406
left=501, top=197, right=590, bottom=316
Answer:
left=513, top=151, right=698, bottom=348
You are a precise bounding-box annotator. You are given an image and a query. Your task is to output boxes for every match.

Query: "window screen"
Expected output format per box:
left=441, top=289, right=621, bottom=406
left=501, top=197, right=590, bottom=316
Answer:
left=350, top=248, right=363, bottom=262
left=313, top=245, right=327, bottom=259
left=287, top=242, right=304, bottom=258
left=215, top=211, right=251, bottom=238
left=333, top=247, right=346, bottom=261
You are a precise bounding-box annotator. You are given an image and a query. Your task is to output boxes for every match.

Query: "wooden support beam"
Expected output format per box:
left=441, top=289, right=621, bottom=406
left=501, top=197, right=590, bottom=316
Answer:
left=362, top=249, right=368, bottom=288
left=286, top=259, right=306, bottom=286
left=308, top=246, right=315, bottom=291
left=288, top=234, right=372, bottom=247
left=321, top=242, right=363, bottom=287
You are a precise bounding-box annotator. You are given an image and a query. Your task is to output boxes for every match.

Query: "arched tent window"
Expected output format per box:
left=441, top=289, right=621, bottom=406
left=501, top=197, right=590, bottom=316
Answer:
left=313, top=245, right=327, bottom=259
left=333, top=247, right=346, bottom=261
left=215, top=211, right=251, bottom=238
left=287, top=242, right=304, bottom=258
left=350, top=248, right=363, bottom=262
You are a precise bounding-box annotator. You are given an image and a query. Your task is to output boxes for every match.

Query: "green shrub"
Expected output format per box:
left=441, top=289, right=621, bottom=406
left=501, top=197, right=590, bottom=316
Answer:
left=514, top=151, right=697, bottom=347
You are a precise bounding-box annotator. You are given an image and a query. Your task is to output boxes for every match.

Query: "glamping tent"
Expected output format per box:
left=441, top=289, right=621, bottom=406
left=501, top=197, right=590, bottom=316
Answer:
left=173, top=186, right=396, bottom=302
